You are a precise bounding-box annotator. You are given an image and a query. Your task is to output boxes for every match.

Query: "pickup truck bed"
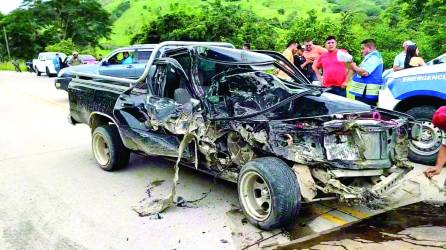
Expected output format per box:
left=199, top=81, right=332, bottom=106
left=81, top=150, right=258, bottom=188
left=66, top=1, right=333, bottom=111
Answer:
left=69, top=79, right=127, bottom=124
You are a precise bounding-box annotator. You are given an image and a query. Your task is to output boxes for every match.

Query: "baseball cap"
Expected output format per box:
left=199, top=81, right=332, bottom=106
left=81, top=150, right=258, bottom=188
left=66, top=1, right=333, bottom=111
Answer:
left=402, top=40, right=415, bottom=47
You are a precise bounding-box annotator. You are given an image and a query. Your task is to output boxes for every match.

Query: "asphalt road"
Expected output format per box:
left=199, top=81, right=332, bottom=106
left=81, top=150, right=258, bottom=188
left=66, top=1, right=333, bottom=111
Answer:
left=0, top=71, right=249, bottom=249
left=1, top=71, right=445, bottom=250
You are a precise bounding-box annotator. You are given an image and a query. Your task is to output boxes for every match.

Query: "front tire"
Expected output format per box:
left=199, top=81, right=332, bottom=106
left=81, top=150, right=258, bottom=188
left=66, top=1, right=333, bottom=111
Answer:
left=92, top=126, right=130, bottom=171
left=238, top=157, right=301, bottom=230
left=407, top=105, right=443, bottom=165
left=35, top=67, right=41, bottom=76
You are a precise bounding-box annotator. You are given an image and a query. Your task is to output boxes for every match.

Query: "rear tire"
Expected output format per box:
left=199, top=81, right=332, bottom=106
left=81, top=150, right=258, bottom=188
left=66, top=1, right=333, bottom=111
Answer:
left=406, top=105, right=442, bottom=165
left=92, top=125, right=130, bottom=171
left=238, top=157, right=301, bottom=230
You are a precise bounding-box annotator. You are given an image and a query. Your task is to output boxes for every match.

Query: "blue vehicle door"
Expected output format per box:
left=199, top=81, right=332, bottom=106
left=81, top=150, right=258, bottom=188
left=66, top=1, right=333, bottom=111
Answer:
left=98, top=50, right=136, bottom=78
left=133, top=49, right=153, bottom=78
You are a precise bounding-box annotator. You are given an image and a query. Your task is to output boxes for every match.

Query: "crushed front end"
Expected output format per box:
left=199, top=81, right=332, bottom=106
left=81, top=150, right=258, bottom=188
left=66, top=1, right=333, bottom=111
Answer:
left=238, top=110, right=413, bottom=206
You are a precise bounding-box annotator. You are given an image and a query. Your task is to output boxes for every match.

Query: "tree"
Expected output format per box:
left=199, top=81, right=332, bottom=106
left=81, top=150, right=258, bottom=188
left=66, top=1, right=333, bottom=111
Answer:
left=0, top=9, right=44, bottom=59
left=0, top=0, right=112, bottom=59
left=29, top=0, right=112, bottom=47
left=364, top=0, right=446, bottom=66
left=285, top=10, right=339, bottom=47
left=131, top=1, right=279, bottom=50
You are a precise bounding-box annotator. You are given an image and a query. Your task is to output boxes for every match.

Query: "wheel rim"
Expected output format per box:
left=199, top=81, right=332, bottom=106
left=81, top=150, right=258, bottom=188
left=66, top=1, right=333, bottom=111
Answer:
left=93, top=133, right=110, bottom=166
left=409, top=120, right=443, bottom=156
left=239, top=171, right=272, bottom=221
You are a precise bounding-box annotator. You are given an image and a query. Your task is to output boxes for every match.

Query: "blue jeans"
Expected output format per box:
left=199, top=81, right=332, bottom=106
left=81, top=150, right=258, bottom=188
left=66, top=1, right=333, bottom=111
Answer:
left=354, top=95, right=377, bottom=106
left=326, top=87, right=346, bottom=97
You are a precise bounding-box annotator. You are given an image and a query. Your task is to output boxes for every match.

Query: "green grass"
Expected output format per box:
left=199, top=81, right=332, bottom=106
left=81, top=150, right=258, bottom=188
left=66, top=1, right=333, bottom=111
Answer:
left=0, top=61, right=27, bottom=72
left=100, top=0, right=389, bottom=47
left=101, top=0, right=331, bottom=46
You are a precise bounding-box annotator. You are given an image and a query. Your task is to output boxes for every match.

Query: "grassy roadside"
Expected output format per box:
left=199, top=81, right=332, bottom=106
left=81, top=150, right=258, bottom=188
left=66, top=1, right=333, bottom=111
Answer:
left=0, top=61, right=28, bottom=72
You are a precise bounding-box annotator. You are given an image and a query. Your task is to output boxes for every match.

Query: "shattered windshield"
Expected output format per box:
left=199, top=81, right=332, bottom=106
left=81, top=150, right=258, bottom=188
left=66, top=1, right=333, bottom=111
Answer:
left=205, top=67, right=309, bottom=118
left=195, top=52, right=370, bottom=120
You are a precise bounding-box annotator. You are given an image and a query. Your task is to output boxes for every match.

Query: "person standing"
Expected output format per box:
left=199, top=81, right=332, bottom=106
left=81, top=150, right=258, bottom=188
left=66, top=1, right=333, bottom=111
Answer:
left=313, top=36, right=353, bottom=96
left=276, top=40, right=298, bottom=80
left=293, top=45, right=311, bottom=80
left=404, top=44, right=426, bottom=68
left=52, top=53, right=61, bottom=73
left=68, top=52, right=83, bottom=66
left=393, top=40, right=415, bottom=71
left=303, top=38, right=327, bottom=81
left=282, top=40, right=298, bottom=63
left=349, top=39, right=384, bottom=106
left=242, top=42, right=251, bottom=51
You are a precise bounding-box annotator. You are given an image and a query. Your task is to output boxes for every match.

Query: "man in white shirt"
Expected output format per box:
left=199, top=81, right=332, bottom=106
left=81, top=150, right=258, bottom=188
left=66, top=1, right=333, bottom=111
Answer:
left=393, top=40, right=415, bottom=71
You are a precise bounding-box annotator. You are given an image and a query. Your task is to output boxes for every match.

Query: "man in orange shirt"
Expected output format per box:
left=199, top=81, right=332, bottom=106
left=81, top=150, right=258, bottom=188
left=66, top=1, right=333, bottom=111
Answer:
left=303, top=38, right=327, bottom=81
left=283, top=40, right=298, bottom=63
left=277, top=40, right=298, bottom=80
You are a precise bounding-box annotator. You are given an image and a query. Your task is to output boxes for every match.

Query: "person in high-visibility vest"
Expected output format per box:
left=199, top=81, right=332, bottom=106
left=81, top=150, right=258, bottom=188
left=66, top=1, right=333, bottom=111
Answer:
left=349, top=39, right=384, bottom=106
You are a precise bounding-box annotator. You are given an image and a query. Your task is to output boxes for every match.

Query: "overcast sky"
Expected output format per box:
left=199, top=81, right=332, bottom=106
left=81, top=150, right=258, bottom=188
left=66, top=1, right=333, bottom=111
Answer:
left=0, top=0, right=22, bottom=14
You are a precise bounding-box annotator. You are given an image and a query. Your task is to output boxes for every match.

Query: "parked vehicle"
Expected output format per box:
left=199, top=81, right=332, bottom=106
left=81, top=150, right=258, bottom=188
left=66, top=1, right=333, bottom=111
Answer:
left=68, top=42, right=420, bottom=230
left=55, top=44, right=157, bottom=91
left=25, top=61, right=34, bottom=72
left=64, top=54, right=98, bottom=65
left=33, top=52, right=67, bottom=77
left=378, top=63, right=446, bottom=164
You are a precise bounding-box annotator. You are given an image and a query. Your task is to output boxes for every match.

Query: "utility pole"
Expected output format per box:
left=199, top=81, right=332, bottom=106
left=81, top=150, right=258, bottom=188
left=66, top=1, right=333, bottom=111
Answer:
left=3, top=26, right=11, bottom=61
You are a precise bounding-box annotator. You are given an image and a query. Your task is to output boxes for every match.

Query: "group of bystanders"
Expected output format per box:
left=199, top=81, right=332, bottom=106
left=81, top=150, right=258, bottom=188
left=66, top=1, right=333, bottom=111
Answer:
left=271, top=36, right=427, bottom=106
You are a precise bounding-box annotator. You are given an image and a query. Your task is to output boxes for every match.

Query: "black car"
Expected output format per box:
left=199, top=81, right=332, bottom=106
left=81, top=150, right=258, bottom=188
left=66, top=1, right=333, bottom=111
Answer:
left=68, top=42, right=416, bottom=230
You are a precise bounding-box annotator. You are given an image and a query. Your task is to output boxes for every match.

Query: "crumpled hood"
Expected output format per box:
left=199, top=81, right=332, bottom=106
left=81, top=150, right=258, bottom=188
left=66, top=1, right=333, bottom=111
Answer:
left=216, top=71, right=372, bottom=121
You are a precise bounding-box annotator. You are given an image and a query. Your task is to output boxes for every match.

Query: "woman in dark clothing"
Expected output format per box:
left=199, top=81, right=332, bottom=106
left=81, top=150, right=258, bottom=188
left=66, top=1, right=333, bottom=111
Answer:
left=293, top=45, right=312, bottom=80
left=404, top=44, right=426, bottom=69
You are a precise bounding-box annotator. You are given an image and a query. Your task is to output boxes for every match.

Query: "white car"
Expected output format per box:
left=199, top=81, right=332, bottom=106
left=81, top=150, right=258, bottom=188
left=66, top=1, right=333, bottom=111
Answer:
left=33, top=52, right=67, bottom=77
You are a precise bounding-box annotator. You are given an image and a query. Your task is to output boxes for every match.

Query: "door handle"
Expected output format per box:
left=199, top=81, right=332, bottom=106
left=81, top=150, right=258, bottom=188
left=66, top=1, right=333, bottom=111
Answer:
left=126, top=65, right=134, bottom=68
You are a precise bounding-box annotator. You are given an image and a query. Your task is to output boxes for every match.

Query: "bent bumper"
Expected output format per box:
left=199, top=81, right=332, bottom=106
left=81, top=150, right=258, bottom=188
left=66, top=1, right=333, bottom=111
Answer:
left=278, top=163, right=446, bottom=247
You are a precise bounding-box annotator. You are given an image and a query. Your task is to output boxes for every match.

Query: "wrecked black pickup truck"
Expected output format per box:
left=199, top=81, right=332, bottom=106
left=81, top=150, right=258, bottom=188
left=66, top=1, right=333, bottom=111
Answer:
left=68, top=41, right=420, bottom=230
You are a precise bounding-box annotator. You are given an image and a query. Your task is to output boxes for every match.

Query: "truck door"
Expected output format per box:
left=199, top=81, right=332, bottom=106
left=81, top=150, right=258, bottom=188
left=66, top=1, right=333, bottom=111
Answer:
left=113, top=58, right=194, bottom=159
left=133, top=49, right=153, bottom=78
left=99, top=50, right=136, bottom=78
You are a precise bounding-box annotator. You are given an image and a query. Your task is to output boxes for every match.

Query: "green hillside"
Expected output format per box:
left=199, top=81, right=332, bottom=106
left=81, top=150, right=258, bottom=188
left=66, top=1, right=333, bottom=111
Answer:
left=100, top=0, right=389, bottom=47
